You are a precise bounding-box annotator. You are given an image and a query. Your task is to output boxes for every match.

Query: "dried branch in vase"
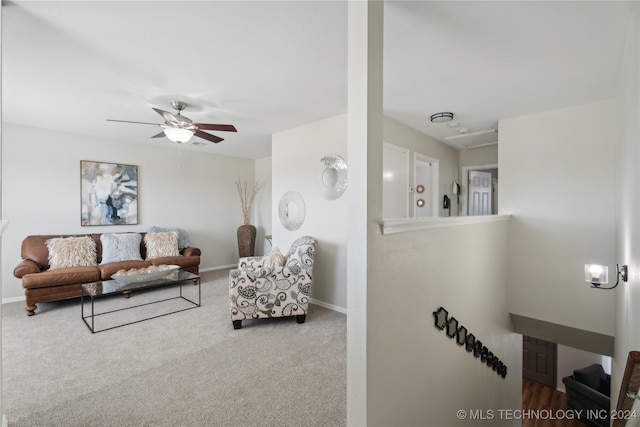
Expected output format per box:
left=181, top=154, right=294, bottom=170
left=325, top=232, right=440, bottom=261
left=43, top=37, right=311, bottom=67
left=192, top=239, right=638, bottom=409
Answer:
left=236, top=178, right=264, bottom=225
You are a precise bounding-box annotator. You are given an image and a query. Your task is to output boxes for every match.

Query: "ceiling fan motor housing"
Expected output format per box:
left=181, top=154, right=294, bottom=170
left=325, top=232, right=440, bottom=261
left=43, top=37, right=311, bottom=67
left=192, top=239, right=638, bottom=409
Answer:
left=171, top=101, right=188, bottom=112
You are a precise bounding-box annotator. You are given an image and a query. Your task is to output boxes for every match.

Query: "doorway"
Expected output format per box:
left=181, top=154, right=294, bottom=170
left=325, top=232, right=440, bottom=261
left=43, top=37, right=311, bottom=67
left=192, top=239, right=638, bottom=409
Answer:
left=461, top=164, right=498, bottom=216
left=522, top=336, right=557, bottom=388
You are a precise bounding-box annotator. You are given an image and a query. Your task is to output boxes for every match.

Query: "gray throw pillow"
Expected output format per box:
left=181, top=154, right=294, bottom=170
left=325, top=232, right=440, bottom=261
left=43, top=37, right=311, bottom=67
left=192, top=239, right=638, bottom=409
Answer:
left=100, top=233, right=143, bottom=264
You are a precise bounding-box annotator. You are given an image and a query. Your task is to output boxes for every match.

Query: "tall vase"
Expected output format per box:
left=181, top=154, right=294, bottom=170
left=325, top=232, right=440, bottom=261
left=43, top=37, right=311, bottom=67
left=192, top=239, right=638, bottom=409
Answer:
left=237, top=224, right=257, bottom=258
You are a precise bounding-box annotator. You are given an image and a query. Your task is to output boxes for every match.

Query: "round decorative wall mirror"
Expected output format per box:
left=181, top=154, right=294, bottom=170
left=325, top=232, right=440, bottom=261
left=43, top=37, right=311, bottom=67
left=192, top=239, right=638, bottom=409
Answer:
left=416, top=184, right=425, bottom=194
left=319, top=154, right=348, bottom=200
left=278, top=191, right=306, bottom=231
left=417, top=198, right=425, bottom=208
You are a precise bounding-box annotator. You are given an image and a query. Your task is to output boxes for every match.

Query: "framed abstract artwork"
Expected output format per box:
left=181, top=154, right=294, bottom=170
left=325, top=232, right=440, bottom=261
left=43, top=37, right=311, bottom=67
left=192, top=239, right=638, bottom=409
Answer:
left=80, top=160, right=138, bottom=226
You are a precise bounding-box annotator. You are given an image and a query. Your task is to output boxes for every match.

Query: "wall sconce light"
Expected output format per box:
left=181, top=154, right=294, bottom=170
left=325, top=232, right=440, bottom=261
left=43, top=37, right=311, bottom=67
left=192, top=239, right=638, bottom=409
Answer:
left=585, top=263, right=628, bottom=289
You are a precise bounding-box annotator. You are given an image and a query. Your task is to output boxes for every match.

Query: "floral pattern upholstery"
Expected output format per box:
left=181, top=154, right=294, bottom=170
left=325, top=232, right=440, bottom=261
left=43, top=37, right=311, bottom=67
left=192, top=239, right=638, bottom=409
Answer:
left=229, top=236, right=317, bottom=328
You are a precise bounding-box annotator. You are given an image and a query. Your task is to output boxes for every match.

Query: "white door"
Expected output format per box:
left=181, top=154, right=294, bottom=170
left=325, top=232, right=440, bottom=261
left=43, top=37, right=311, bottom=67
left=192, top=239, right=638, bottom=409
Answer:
left=414, top=153, right=439, bottom=218
left=468, top=170, right=492, bottom=216
left=383, top=143, right=409, bottom=218
left=415, top=160, right=432, bottom=218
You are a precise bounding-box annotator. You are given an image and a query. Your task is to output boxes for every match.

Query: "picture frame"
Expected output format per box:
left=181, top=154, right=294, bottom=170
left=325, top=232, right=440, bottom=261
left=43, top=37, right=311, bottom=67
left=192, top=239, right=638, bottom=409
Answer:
left=80, top=160, right=138, bottom=226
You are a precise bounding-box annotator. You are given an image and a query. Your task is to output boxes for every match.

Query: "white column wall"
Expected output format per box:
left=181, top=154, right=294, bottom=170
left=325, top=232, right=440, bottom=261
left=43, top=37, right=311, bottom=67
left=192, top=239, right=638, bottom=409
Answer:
left=347, top=1, right=384, bottom=423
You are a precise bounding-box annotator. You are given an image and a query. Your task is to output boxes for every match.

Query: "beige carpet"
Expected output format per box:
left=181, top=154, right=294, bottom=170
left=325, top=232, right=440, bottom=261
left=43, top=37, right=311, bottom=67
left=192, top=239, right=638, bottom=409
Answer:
left=2, top=269, right=346, bottom=427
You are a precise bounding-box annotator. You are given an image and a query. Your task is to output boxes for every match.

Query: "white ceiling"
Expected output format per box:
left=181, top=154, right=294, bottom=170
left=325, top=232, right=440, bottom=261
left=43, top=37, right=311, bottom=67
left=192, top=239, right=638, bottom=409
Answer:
left=2, top=1, right=634, bottom=159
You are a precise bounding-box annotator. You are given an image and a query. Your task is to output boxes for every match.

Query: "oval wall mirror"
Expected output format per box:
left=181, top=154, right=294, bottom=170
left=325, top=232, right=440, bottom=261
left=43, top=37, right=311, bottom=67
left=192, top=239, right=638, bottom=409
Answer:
left=278, top=191, right=306, bottom=231
left=319, top=154, right=348, bottom=200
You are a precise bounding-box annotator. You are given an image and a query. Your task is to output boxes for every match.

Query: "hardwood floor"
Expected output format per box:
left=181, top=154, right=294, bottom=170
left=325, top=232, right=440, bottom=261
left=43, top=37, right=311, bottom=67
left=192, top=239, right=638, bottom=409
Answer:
left=522, top=377, right=592, bottom=427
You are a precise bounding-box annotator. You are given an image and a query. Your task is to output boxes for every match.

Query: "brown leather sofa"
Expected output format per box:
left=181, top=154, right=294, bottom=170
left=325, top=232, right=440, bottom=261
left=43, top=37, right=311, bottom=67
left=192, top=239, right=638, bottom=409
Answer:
left=13, top=233, right=201, bottom=316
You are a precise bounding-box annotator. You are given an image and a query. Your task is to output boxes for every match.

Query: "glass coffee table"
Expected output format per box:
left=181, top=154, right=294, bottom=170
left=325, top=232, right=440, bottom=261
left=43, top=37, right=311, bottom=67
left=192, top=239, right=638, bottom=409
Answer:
left=81, top=269, right=200, bottom=333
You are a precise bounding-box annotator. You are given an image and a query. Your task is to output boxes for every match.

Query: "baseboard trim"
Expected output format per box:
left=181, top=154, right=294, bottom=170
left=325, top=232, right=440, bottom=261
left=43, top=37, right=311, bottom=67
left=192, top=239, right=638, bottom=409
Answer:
left=2, top=295, right=25, bottom=305
left=200, top=264, right=236, bottom=272
left=310, top=298, right=347, bottom=315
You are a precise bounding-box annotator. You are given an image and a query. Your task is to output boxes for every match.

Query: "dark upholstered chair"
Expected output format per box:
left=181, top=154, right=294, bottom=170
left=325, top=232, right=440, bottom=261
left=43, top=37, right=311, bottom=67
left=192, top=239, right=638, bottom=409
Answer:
left=562, top=364, right=611, bottom=427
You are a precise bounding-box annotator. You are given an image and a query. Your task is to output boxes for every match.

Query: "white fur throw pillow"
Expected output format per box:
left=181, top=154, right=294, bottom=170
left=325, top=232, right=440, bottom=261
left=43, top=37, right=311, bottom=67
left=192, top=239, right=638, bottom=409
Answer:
left=100, top=233, right=143, bottom=264
left=147, top=226, right=190, bottom=249
left=264, top=248, right=286, bottom=268
left=145, top=232, right=180, bottom=260
left=46, top=236, right=97, bottom=270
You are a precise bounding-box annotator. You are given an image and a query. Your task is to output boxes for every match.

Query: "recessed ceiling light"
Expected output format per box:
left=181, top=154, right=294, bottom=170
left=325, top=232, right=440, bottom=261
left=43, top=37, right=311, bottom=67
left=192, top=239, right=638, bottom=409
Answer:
left=430, top=112, right=454, bottom=123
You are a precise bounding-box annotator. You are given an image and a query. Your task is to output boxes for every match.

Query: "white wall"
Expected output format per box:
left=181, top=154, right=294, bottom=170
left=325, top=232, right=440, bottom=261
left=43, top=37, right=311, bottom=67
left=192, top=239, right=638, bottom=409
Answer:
left=460, top=144, right=498, bottom=169
left=2, top=124, right=255, bottom=301
left=254, top=156, right=272, bottom=257
left=500, top=100, right=617, bottom=338
left=272, top=114, right=348, bottom=312
left=367, top=220, right=522, bottom=426
left=613, top=3, right=640, bottom=416
left=0, top=4, right=4, bottom=422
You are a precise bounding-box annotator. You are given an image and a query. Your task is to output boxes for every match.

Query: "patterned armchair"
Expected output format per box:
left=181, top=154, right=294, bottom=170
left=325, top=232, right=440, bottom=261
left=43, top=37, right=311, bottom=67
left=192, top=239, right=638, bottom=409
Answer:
left=229, top=236, right=317, bottom=329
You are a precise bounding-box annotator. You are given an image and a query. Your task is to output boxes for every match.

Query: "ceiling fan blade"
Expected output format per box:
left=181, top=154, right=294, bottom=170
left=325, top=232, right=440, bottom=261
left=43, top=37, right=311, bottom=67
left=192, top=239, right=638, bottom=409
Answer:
left=150, top=131, right=165, bottom=139
left=106, top=119, right=160, bottom=126
left=195, top=123, right=237, bottom=132
left=194, top=130, right=224, bottom=144
left=152, top=108, right=180, bottom=125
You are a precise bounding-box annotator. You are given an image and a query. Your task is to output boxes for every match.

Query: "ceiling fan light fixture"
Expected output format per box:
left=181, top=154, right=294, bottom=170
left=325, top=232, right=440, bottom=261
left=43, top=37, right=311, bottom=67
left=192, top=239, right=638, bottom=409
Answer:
left=430, top=112, right=454, bottom=123
left=164, top=127, right=194, bottom=144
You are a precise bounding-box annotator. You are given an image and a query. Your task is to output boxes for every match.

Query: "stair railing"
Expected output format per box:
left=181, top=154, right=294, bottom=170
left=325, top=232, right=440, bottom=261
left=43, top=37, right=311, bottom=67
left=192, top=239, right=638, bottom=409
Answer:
left=613, top=351, right=640, bottom=427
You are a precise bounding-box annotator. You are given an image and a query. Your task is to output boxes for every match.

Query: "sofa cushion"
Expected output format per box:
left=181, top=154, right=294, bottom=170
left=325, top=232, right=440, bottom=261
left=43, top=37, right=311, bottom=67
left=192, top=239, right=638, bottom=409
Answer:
left=149, top=255, right=200, bottom=270
left=145, top=232, right=180, bottom=260
left=100, top=233, right=143, bottom=264
left=46, top=236, right=97, bottom=270
left=147, top=226, right=190, bottom=250
left=574, top=364, right=606, bottom=391
left=22, top=266, right=101, bottom=289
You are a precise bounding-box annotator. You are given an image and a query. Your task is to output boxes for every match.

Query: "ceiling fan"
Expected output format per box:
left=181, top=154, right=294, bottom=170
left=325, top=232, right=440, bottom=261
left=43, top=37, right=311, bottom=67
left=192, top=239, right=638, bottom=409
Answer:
left=107, top=101, right=237, bottom=144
